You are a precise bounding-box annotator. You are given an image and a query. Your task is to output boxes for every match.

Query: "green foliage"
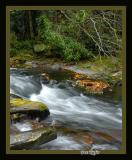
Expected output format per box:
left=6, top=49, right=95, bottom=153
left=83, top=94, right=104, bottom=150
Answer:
left=10, top=33, right=33, bottom=56
left=10, top=10, right=122, bottom=62
left=37, top=15, right=92, bottom=61
left=33, top=43, right=47, bottom=53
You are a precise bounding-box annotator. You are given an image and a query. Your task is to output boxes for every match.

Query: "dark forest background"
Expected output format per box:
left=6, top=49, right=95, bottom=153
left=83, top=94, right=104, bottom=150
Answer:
left=10, top=10, right=122, bottom=62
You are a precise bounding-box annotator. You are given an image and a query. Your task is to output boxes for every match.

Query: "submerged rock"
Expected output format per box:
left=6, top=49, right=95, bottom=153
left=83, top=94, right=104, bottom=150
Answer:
left=10, top=127, right=57, bottom=150
left=10, top=98, right=50, bottom=121
left=49, top=79, right=58, bottom=85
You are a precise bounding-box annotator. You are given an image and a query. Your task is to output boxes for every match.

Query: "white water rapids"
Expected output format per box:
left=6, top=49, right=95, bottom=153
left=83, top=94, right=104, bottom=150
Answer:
left=10, top=68, right=122, bottom=150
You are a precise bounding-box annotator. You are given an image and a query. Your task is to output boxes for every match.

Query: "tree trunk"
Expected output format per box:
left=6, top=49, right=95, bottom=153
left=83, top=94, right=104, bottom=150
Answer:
left=28, top=11, right=34, bottom=39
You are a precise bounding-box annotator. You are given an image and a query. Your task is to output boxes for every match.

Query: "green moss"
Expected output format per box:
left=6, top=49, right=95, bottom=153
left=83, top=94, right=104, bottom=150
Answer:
left=10, top=98, right=48, bottom=111
left=35, top=102, right=48, bottom=111
left=10, top=51, right=36, bottom=68
left=11, top=51, right=34, bottom=61
left=76, top=55, right=122, bottom=85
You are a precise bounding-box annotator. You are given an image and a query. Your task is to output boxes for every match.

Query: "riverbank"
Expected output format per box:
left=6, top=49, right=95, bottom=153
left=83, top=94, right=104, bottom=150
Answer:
left=10, top=51, right=122, bottom=86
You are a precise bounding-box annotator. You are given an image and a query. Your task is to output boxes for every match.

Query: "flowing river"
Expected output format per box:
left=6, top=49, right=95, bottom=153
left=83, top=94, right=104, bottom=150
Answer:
left=10, top=67, right=122, bottom=150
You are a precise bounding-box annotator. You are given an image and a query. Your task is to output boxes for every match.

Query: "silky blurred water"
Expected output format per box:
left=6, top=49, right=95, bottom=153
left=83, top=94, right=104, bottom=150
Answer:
left=10, top=68, right=122, bottom=150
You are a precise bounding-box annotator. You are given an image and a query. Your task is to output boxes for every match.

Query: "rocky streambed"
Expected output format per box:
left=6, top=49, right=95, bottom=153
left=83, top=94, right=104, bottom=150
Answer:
left=10, top=63, right=122, bottom=150
left=10, top=95, right=57, bottom=150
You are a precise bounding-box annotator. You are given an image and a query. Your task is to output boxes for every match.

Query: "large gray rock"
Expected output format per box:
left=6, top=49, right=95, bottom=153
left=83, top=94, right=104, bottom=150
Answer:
left=10, top=127, right=57, bottom=150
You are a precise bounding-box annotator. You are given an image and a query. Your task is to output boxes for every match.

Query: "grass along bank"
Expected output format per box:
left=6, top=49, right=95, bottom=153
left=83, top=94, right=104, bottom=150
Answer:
left=75, top=54, right=122, bottom=85
left=10, top=50, right=122, bottom=87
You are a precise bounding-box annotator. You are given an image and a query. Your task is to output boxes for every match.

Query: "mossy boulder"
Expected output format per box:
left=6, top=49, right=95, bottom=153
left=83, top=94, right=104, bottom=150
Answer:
left=33, top=44, right=47, bottom=53
left=10, top=127, right=57, bottom=150
left=10, top=98, right=49, bottom=120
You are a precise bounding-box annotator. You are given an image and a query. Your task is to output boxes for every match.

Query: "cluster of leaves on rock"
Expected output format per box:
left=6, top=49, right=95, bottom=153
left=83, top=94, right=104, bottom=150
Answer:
left=10, top=10, right=122, bottom=61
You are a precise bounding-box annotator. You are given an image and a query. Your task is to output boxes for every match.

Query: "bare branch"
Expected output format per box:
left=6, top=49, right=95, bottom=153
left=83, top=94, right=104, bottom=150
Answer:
left=60, top=10, right=109, bottom=56
left=101, top=11, right=120, bottom=43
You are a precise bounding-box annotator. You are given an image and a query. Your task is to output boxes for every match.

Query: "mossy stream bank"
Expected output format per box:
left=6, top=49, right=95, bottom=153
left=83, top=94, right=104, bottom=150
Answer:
left=10, top=55, right=122, bottom=95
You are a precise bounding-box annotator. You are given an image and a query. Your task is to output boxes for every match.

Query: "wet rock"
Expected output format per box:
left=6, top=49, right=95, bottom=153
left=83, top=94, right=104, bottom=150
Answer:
left=40, top=73, right=50, bottom=84
left=10, top=125, right=20, bottom=134
left=74, top=133, right=93, bottom=145
left=74, top=79, right=110, bottom=94
left=24, top=61, right=38, bottom=68
left=10, top=93, right=22, bottom=99
left=10, top=98, right=50, bottom=121
left=56, top=82, right=66, bottom=89
left=10, top=127, right=57, bottom=150
left=49, top=79, right=58, bottom=85
left=64, top=66, right=96, bottom=76
left=112, top=71, right=122, bottom=77
left=11, top=113, right=26, bottom=122
left=50, top=64, right=62, bottom=70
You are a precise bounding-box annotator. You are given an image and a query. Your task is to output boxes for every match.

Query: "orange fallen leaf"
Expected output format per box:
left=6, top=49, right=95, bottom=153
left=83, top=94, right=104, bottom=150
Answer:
left=76, top=79, right=110, bottom=93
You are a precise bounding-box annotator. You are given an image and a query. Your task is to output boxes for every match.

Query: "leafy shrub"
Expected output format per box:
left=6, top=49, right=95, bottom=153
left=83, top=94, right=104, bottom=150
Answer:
left=37, top=15, right=93, bottom=61
left=10, top=32, right=33, bottom=56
